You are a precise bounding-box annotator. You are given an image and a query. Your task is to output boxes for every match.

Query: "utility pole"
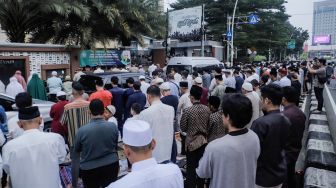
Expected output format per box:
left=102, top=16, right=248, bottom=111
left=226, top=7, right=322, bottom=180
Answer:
left=230, top=0, right=239, bottom=66
left=226, top=14, right=231, bottom=62
left=201, top=4, right=205, bottom=57
left=165, top=8, right=169, bottom=59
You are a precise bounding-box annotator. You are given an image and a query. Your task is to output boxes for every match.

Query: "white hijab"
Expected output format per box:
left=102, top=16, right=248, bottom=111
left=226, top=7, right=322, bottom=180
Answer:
left=6, top=77, right=24, bottom=97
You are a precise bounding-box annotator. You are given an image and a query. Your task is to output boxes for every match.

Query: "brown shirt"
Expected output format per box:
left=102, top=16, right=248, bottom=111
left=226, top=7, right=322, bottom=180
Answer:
left=207, top=111, right=227, bottom=143
left=180, top=103, right=211, bottom=152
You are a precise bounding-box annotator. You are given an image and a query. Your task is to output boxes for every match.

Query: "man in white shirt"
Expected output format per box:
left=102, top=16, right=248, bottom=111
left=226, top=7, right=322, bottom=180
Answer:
left=107, top=120, right=183, bottom=188
left=93, top=65, right=104, bottom=73
left=139, top=85, right=175, bottom=163
left=177, top=82, right=192, bottom=125
left=209, top=67, right=224, bottom=92
left=3, top=106, right=66, bottom=188
left=47, top=71, right=63, bottom=94
left=139, top=75, right=150, bottom=95
left=223, top=69, right=236, bottom=91
left=73, top=68, right=86, bottom=82
left=278, top=68, right=291, bottom=87
left=242, top=83, right=262, bottom=128
left=148, top=63, right=157, bottom=78
left=171, top=68, right=182, bottom=83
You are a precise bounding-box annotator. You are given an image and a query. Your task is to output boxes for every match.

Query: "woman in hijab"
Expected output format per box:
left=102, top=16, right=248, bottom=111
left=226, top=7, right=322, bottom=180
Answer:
left=14, top=70, right=27, bottom=91
left=27, top=73, right=47, bottom=100
left=5, top=77, right=24, bottom=97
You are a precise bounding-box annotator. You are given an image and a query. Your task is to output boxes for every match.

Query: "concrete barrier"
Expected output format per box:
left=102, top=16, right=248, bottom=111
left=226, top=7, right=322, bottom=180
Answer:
left=323, top=85, right=336, bottom=152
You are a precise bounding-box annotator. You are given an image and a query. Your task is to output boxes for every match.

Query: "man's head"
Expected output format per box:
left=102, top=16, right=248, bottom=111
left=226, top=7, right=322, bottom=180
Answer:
left=111, top=76, right=119, bottom=86
left=179, top=81, right=189, bottom=94
left=146, top=85, right=161, bottom=105
left=95, top=79, right=104, bottom=90
left=51, top=71, right=57, bottom=77
left=131, top=103, right=142, bottom=116
left=270, top=68, right=278, bottom=81
left=85, top=65, right=91, bottom=72
left=221, top=94, right=252, bottom=130
left=104, top=105, right=116, bottom=120
left=194, top=77, right=203, bottom=87
left=89, top=99, right=105, bottom=116
left=139, top=75, right=146, bottom=82
left=15, top=70, right=22, bottom=76
left=126, top=77, right=134, bottom=88
left=170, top=68, right=176, bottom=75
left=208, top=96, right=220, bottom=112
left=260, top=84, right=283, bottom=112
left=215, top=75, right=223, bottom=84
left=214, top=67, right=222, bottom=75
left=15, top=92, right=32, bottom=108
left=122, top=120, right=155, bottom=164
left=282, top=86, right=299, bottom=106
left=189, top=85, right=203, bottom=103
left=17, top=106, right=42, bottom=130
left=72, top=82, right=84, bottom=97
left=152, top=70, right=159, bottom=78
left=181, top=70, right=189, bottom=79
left=241, top=82, right=253, bottom=95
left=261, top=75, right=269, bottom=85
left=159, top=82, right=171, bottom=97
left=133, top=81, right=141, bottom=91
left=278, top=68, right=287, bottom=78
left=250, top=79, right=260, bottom=91
left=56, top=91, right=67, bottom=101
left=192, top=72, right=199, bottom=79
left=318, top=58, right=327, bottom=67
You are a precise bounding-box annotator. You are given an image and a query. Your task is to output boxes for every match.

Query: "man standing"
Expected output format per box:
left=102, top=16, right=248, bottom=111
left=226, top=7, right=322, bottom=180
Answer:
left=171, top=68, right=182, bottom=83
left=139, top=85, right=175, bottom=163
left=234, top=69, right=244, bottom=93
left=73, top=68, right=86, bottom=82
left=167, top=74, right=180, bottom=98
left=177, top=82, right=192, bottom=125
left=148, top=63, right=158, bottom=78
left=109, top=76, right=125, bottom=135
left=93, top=65, right=104, bottom=73
left=72, top=99, right=119, bottom=188
left=282, top=86, right=306, bottom=188
left=3, top=106, right=66, bottom=188
left=251, top=84, right=291, bottom=188
left=139, top=75, right=150, bottom=95
left=106, top=120, right=183, bottom=188
left=202, top=69, right=211, bottom=89
left=89, top=79, right=112, bottom=107
left=125, top=82, right=146, bottom=119
left=50, top=91, right=68, bottom=139
left=223, top=70, right=236, bottom=92
left=207, top=96, right=226, bottom=142
left=209, top=67, right=223, bottom=93
left=14, top=70, right=27, bottom=91
left=278, top=68, right=291, bottom=87
left=211, top=75, right=226, bottom=105
left=180, top=85, right=211, bottom=188
left=62, top=75, right=73, bottom=96
left=61, top=82, right=91, bottom=147
left=242, top=83, right=262, bottom=128
left=307, top=59, right=327, bottom=113
left=47, top=71, right=63, bottom=95
left=194, top=77, right=209, bottom=105
left=197, top=94, right=260, bottom=188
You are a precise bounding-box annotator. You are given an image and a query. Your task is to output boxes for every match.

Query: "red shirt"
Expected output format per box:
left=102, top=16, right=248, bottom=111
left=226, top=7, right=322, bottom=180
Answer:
left=89, top=89, right=113, bottom=107
left=200, top=87, right=208, bottom=105
left=50, top=100, right=69, bottom=137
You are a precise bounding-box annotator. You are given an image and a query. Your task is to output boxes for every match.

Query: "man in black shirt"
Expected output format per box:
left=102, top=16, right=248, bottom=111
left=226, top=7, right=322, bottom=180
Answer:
left=251, top=84, right=291, bottom=188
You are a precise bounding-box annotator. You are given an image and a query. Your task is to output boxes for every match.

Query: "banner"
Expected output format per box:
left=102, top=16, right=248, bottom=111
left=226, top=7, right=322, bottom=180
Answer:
left=80, top=50, right=131, bottom=67
left=169, top=6, right=202, bottom=41
left=313, top=35, right=331, bottom=45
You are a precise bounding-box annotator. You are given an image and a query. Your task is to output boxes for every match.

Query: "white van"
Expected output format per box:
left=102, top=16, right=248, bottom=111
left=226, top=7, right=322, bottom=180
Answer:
left=166, top=57, right=224, bottom=74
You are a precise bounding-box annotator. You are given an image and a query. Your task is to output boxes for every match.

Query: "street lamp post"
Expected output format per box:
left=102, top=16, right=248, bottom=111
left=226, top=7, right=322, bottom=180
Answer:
left=230, top=0, right=239, bottom=66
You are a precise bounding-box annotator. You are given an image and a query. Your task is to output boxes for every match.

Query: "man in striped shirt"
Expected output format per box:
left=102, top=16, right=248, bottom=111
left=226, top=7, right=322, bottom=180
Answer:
left=61, top=82, right=91, bottom=147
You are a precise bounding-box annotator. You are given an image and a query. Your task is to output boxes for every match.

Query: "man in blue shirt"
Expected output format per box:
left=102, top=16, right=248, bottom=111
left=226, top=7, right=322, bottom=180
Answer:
left=0, top=105, right=8, bottom=134
left=109, top=76, right=125, bottom=135
left=72, top=99, right=119, bottom=188
left=125, top=82, right=146, bottom=119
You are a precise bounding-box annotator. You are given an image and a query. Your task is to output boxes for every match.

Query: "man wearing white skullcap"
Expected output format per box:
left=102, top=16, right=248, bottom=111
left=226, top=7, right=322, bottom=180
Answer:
left=242, top=82, right=262, bottom=128
left=47, top=71, right=62, bottom=96
left=107, top=120, right=183, bottom=188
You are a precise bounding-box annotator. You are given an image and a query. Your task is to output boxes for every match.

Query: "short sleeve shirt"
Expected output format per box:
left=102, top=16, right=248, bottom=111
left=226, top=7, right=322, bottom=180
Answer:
left=313, top=67, right=326, bottom=88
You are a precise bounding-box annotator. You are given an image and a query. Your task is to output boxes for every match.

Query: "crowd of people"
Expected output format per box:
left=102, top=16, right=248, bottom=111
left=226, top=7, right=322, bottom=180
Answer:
left=0, top=57, right=334, bottom=188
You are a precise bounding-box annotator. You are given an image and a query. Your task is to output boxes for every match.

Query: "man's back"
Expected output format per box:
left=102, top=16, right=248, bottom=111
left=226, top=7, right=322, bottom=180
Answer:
left=47, top=77, right=62, bottom=94
left=107, top=158, right=183, bottom=188
left=74, top=118, right=119, bottom=170
left=251, top=110, right=291, bottom=187
left=3, top=130, right=66, bottom=188
left=197, top=129, right=260, bottom=188
left=245, top=92, right=261, bottom=128
left=161, top=95, right=179, bottom=115
left=139, top=101, right=174, bottom=163
left=110, top=87, right=125, bottom=119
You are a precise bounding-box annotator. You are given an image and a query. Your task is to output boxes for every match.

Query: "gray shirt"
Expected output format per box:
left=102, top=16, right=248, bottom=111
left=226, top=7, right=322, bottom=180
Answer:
left=313, top=67, right=326, bottom=88
left=197, top=129, right=260, bottom=188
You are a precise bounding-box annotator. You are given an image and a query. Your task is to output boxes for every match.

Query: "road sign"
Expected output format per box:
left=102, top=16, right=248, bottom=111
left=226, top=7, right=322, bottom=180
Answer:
left=287, top=40, right=296, bottom=49
left=226, top=30, right=232, bottom=37
left=248, top=14, right=259, bottom=24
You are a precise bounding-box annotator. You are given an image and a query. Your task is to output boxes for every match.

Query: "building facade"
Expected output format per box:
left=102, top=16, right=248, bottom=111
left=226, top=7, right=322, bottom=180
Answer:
left=313, top=0, right=336, bottom=46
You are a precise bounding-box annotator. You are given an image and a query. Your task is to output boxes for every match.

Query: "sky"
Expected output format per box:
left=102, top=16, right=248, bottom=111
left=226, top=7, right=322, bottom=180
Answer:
left=165, top=0, right=317, bottom=43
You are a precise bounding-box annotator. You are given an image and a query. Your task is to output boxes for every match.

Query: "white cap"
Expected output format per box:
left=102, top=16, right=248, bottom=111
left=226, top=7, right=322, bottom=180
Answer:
left=56, top=91, right=67, bottom=97
left=106, top=105, right=116, bottom=115
left=194, top=77, right=203, bottom=84
left=159, top=82, right=171, bottom=90
left=156, top=78, right=164, bottom=84
left=123, top=120, right=153, bottom=147
left=52, top=71, right=57, bottom=76
left=139, top=75, right=146, bottom=80
left=242, top=82, right=253, bottom=92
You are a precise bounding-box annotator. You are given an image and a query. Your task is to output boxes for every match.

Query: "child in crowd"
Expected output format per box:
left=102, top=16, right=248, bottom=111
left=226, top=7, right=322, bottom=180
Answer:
left=105, top=105, right=118, bottom=127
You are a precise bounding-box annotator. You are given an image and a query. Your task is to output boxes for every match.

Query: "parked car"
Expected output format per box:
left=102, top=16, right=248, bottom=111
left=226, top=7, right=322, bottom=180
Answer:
left=79, top=72, right=150, bottom=94
left=0, top=93, right=54, bottom=134
left=167, top=57, right=224, bottom=74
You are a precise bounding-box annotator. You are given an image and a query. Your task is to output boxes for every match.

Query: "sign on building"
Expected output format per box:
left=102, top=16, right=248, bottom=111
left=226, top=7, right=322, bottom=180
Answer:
left=313, top=35, right=331, bottom=45
left=80, top=50, right=131, bottom=67
left=169, top=6, right=202, bottom=41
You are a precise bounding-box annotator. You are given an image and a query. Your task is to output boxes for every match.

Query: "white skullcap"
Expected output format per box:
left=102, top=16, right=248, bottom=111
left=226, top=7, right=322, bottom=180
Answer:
left=156, top=78, right=164, bottom=84
left=56, top=91, right=67, bottom=97
left=242, top=82, right=253, bottom=92
left=106, top=105, right=116, bottom=115
left=123, top=120, right=153, bottom=147
left=194, top=77, right=203, bottom=84
left=52, top=71, right=57, bottom=76
left=159, top=82, right=170, bottom=90
left=139, top=75, right=146, bottom=80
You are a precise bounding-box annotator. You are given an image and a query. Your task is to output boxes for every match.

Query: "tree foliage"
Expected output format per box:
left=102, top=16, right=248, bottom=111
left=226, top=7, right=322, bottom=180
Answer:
left=0, top=0, right=165, bottom=48
left=171, top=0, right=309, bottom=59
